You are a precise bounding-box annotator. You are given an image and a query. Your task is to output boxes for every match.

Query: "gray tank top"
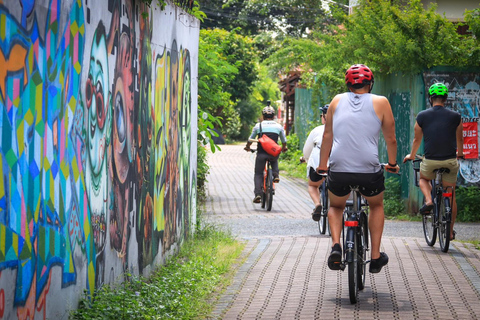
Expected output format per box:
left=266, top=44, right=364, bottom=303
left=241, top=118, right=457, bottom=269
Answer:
left=329, top=92, right=382, bottom=173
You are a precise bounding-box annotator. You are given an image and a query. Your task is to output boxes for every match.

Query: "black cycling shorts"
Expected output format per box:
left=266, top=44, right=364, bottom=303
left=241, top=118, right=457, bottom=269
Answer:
left=309, top=167, right=324, bottom=182
left=327, top=170, right=385, bottom=197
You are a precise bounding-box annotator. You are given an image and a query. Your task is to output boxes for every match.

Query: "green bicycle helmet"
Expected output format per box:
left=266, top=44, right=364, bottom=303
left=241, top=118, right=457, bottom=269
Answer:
left=428, top=83, right=448, bottom=97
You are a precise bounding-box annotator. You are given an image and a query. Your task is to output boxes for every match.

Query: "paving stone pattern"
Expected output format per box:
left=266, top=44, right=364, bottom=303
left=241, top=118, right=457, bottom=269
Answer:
left=204, top=145, right=480, bottom=320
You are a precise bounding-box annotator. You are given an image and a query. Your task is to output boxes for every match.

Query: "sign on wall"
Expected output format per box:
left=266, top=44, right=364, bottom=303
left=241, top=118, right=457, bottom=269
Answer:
left=463, top=120, right=478, bottom=159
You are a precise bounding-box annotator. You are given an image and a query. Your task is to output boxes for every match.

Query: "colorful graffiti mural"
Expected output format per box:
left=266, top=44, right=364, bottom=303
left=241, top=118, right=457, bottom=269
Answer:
left=0, top=0, right=197, bottom=318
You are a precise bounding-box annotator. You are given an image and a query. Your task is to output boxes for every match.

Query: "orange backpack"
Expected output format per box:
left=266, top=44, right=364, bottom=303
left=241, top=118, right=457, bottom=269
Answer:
left=258, top=123, right=282, bottom=157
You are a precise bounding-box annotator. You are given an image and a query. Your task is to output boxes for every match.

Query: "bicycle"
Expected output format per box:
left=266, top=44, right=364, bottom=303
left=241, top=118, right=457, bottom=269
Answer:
left=342, top=185, right=369, bottom=304
left=410, top=156, right=453, bottom=252
left=318, top=179, right=330, bottom=235
left=248, top=147, right=275, bottom=211
left=321, top=164, right=396, bottom=304
left=316, top=171, right=368, bottom=304
left=299, top=157, right=330, bottom=235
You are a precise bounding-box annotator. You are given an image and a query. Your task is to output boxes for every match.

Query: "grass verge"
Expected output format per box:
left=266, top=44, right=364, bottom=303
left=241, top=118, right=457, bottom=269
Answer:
left=70, top=214, right=244, bottom=320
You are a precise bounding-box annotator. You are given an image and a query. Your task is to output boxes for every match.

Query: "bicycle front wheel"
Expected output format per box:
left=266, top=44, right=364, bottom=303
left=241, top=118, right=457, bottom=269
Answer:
left=438, top=196, right=451, bottom=252
left=266, top=169, right=274, bottom=211
left=422, top=198, right=437, bottom=246
left=319, top=182, right=328, bottom=235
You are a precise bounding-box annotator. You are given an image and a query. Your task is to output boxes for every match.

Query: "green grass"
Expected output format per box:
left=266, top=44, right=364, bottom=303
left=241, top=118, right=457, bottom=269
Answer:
left=70, top=214, right=244, bottom=320
left=279, top=160, right=308, bottom=180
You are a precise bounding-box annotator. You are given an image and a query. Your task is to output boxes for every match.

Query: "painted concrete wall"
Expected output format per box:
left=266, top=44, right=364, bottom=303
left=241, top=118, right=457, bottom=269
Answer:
left=0, top=0, right=199, bottom=318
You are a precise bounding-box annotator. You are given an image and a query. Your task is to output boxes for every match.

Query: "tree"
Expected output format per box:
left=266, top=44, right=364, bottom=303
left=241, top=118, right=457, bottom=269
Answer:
left=199, top=0, right=338, bottom=37
left=199, top=29, right=259, bottom=139
left=266, top=0, right=480, bottom=103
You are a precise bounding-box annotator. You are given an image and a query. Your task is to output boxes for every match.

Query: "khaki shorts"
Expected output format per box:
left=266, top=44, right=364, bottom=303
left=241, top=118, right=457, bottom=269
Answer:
left=420, top=158, right=459, bottom=183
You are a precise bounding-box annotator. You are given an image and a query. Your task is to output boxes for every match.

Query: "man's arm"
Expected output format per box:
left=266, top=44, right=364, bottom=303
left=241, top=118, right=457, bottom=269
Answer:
left=456, top=122, right=464, bottom=158
left=303, top=129, right=315, bottom=159
left=317, top=95, right=340, bottom=171
left=376, top=96, right=399, bottom=172
left=245, top=124, right=259, bottom=151
left=403, top=121, right=423, bottom=162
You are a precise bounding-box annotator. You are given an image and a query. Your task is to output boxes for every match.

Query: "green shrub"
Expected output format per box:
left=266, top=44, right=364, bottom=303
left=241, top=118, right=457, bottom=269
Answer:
left=384, top=177, right=406, bottom=217
left=455, top=186, right=480, bottom=222
left=197, top=144, right=209, bottom=201
left=280, top=133, right=303, bottom=162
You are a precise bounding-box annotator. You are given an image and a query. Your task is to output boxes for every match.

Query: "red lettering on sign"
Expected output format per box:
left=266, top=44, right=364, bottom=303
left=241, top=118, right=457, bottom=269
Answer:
left=463, top=122, right=479, bottom=159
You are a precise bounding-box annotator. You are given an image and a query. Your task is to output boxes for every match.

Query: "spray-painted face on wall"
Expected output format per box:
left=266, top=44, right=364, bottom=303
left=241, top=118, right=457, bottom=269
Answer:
left=85, top=21, right=110, bottom=254
left=86, top=24, right=109, bottom=175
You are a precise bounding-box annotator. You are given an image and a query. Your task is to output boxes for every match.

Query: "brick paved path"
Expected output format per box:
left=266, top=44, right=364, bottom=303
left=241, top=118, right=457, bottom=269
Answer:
left=205, top=145, right=480, bottom=320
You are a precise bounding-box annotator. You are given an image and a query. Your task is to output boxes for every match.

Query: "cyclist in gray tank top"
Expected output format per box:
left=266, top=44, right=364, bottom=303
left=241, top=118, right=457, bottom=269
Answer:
left=329, top=92, right=382, bottom=174
left=316, top=64, right=399, bottom=274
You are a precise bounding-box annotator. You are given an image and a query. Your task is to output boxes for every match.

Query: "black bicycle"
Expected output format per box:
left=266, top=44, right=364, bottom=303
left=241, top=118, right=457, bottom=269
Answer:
left=342, top=186, right=369, bottom=304
left=318, top=179, right=330, bottom=235
left=249, top=148, right=275, bottom=211
left=411, top=157, right=453, bottom=252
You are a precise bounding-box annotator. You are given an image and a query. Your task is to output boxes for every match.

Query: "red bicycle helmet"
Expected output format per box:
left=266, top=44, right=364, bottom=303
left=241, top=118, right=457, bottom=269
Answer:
left=345, top=64, right=374, bottom=86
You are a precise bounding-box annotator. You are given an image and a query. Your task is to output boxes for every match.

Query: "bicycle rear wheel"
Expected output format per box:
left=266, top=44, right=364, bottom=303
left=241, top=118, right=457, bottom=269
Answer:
left=438, top=196, right=451, bottom=252
left=422, top=197, right=437, bottom=246
left=347, top=227, right=359, bottom=304
left=319, top=182, right=328, bottom=235
left=266, top=169, right=274, bottom=211
left=358, top=211, right=368, bottom=291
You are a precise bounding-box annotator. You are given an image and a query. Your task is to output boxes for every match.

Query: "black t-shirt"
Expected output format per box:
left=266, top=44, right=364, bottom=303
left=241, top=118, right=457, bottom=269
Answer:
left=416, top=105, right=461, bottom=160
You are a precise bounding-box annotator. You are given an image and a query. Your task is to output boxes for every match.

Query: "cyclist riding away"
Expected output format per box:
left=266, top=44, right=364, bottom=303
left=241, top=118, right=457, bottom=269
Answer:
left=316, top=64, right=399, bottom=273
left=403, top=82, right=464, bottom=240
left=300, top=105, right=329, bottom=221
left=245, top=101, right=287, bottom=204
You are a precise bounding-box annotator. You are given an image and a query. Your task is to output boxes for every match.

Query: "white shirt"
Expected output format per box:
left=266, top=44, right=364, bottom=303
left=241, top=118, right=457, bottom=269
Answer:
left=303, top=125, right=325, bottom=177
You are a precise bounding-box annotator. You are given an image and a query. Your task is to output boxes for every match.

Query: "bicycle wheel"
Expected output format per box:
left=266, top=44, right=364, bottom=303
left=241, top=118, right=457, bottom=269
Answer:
left=347, top=227, right=359, bottom=304
left=266, top=169, right=274, bottom=211
left=261, top=190, right=266, bottom=208
left=358, top=211, right=368, bottom=291
left=422, top=197, right=437, bottom=246
left=438, top=196, right=451, bottom=252
left=318, top=182, right=328, bottom=235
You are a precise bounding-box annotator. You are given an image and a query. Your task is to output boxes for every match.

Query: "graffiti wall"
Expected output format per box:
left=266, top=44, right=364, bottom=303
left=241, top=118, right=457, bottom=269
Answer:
left=0, top=0, right=199, bottom=318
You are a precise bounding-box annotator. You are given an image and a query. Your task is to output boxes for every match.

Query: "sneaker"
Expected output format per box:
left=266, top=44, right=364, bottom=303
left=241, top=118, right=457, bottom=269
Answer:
left=253, top=195, right=262, bottom=203
left=419, top=203, right=433, bottom=215
left=328, top=243, right=342, bottom=270
left=369, top=252, right=389, bottom=273
left=312, top=205, right=322, bottom=221
left=273, top=176, right=280, bottom=183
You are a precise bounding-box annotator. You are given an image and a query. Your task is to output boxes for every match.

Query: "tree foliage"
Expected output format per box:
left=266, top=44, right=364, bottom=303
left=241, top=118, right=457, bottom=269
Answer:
left=199, top=0, right=343, bottom=37
left=198, top=29, right=261, bottom=139
left=138, top=0, right=206, bottom=20
left=266, top=0, right=480, bottom=103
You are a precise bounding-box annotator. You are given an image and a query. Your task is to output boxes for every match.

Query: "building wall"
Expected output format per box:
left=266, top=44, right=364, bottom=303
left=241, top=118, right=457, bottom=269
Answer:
left=420, top=0, right=478, bottom=21
left=349, top=0, right=478, bottom=21
left=0, top=0, right=199, bottom=318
